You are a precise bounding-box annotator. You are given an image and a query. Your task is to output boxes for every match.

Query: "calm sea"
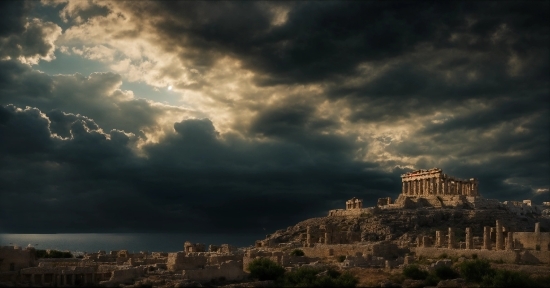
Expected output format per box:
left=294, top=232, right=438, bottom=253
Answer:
left=0, top=233, right=261, bottom=253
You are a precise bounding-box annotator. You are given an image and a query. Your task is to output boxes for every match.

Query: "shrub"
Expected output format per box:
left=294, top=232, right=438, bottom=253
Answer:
left=403, top=265, right=429, bottom=280
left=533, top=274, right=550, bottom=287
left=247, top=258, right=285, bottom=281
left=434, top=265, right=459, bottom=280
left=481, top=269, right=534, bottom=287
left=536, top=244, right=541, bottom=251
left=277, top=266, right=358, bottom=287
left=471, top=254, right=478, bottom=259
left=337, top=255, right=346, bottom=262
left=290, top=249, right=305, bottom=256
left=438, top=253, right=448, bottom=259
left=334, top=272, right=360, bottom=287
left=458, top=259, right=494, bottom=283
left=35, top=249, right=73, bottom=258
left=424, top=273, right=440, bottom=286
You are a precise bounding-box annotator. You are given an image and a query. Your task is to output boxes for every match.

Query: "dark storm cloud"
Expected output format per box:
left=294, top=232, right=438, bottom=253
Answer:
left=0, top=104, right=395, bottom=234
left=1, top=1, right=548, bottom=236
left=0, top=1, right=61, bottom=63
left=0, top=60, right=183, bottom=137
left=113, top=2, right=549, bottom=86
left=0, top=1, right=29, bottom=37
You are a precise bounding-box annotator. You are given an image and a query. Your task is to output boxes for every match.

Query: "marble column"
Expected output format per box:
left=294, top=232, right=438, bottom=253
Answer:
left=435, top=230, right=442, bottom=247
left=402, top=182, right=406, bottom=194
left=41, top=274, right=45, bottom=285
left=496, top=220, right=504, bottom=250
left=465, top=228, right=473, bottom=249
left=424, top=178, right=430, bottom=195
left=506, top=232, right=513, bottom=250
left=325, top=232, right=331, bottom=244
left=448, top=228, right=455, bottom=249
left=483, top=226, right=491, bottom=249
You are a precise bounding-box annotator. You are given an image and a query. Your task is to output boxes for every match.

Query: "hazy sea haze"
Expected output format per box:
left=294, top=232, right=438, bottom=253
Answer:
left=0, top=233, right=261, bottom=253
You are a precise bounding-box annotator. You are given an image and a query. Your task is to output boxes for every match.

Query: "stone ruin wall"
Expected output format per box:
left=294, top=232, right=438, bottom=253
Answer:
left=243, top=250, right=318, bottom=272
left=301, top=224, right=361, bottom=247
left=298, top=242, right=401, bottom=259
left=181, top=260, right=246, bottom=283
left=413, top=222, right=550, bottom=264
left=0, top=246, right=36, bottom=272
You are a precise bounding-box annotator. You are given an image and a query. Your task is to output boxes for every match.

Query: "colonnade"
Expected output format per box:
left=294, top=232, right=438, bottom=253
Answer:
left=401, top=168, right=479, bottom=196
left=20, top=272, right=101, bottom=286
left=346, top=197, right=363, bottom=209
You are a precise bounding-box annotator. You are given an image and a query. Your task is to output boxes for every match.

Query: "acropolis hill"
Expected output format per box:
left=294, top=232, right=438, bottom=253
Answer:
left=258, top=168, right=549, bottom=258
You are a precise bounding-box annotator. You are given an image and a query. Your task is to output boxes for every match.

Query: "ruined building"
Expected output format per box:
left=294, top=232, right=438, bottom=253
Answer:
left=400, top=168, right=479, bottom=196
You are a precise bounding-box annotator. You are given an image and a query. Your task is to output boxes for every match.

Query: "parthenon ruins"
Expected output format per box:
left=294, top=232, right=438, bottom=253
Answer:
left=401, top=168, right=479, bottom=196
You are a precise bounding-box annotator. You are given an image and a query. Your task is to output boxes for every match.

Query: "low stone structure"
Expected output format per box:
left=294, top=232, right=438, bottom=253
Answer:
left=413, top=222, right=550, bottom=264
left=0, top=246, right=36, bottom=272
left=184, top=242, right=206, bottom=253
left=182, top=260, right=247, bottom=283
left=209, top=244, right=237, bottom=254
left=346, top=197, right=363, bottom=209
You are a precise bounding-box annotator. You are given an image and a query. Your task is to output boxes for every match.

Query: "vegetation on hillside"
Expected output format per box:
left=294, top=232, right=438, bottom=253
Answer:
left=35, top=249, right=73, bottom=258
left=397, top=259, right=550, bottom=287
left=289, top=249, right=305, bottom=256
left=247, top=258, right=359, bottom=287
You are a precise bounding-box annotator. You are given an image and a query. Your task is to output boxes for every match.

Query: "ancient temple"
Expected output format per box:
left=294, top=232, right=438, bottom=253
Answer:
left=346, top=197, right=363, bottom=209
left=400, top=168, right=479, bottom=196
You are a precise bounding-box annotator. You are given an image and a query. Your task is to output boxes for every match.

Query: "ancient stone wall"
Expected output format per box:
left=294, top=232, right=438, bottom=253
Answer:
left=207, top=255, right=242, bottom=266
left=182, top=260, right=247, bottom=283
left=167, top=252, right=207, bottom=272
left=414, top=247, right=549, bottom=264
left=514, top=232, right=550, bottom=251
left=184, top=242, right=206, bottom=253
left=100, top=266, right=145, bottom=286
left=0, top=246, right=35, bottom=272
left=328, top=207, right=377, bottom=217
left=298, top=243, right=400, bottom=259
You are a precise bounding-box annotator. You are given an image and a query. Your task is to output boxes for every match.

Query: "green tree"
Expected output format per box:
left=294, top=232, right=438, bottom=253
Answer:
left=247, top=258, right=285, bottom=281
left=290, top=249, right=305, bottom=256
left=481, top=269, right=535, bottom=287
left=277, top=266, right=358, bottom=287
left=35, top=249, right=73, bottom=259
left=434, top=265, right=459, bottom=280
left=458, top=259, right=494, bottom=283
left=403, top=265, right=428, bottom=280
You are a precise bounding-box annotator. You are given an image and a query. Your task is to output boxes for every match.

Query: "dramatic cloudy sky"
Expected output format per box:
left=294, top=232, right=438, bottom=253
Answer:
left=1, top=1, right=548, bottom=236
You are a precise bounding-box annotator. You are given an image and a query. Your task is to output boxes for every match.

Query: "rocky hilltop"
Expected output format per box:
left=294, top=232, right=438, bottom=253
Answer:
left=261, top=206, right=550, bottom=248
left=258, top=168, right=550, bottom=249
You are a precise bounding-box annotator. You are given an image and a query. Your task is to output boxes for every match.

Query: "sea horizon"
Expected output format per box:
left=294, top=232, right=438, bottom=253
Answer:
left=0, top=233, right=262, bottom=254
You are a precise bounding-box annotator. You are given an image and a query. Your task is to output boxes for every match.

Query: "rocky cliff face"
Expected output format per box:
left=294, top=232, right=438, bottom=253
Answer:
left=261, top=207, right=550, bottom=246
